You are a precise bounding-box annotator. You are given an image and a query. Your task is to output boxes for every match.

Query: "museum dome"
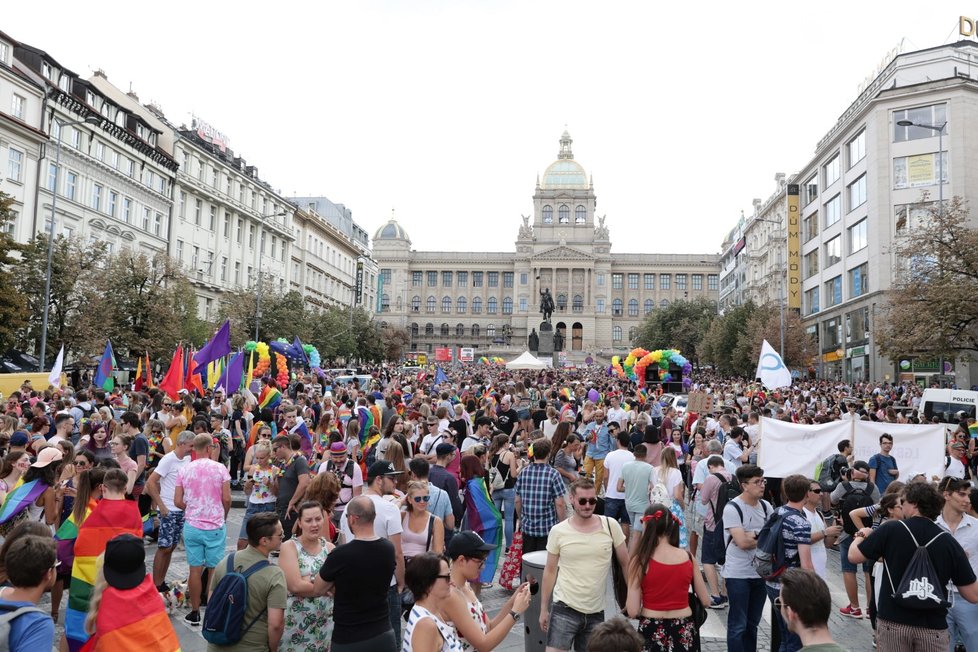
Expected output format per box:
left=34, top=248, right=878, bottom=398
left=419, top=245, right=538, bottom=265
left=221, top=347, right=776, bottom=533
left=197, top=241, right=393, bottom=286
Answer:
left=373, top=218, right=410, bottom=243
left=541, top=130, right=589, bottom=190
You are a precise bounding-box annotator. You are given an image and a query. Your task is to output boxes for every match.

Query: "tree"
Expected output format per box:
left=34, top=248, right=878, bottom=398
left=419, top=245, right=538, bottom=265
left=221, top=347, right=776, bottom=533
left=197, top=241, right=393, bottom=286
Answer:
left=734, top=303, right=816, bottom=373
left=221, top=284, right=311, bottom=346
left=379, top=324, right=410, bottom=361
left=877, top=196, right=978, bottom=358
left=700, top=301, right=757, bottom=376
left=633, top=298, right=716, bottom=364
left=0, top=194, right=26, bottom=355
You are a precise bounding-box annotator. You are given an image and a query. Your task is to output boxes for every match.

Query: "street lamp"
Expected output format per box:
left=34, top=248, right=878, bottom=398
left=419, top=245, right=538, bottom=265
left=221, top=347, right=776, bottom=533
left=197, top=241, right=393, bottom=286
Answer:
left=253, top=211, right=290, bottom=341
left=896, top=119, right=946, bottom=217
left=753, top=217, right=787, bottom=360
left=39, top=113, right=101, bottom=372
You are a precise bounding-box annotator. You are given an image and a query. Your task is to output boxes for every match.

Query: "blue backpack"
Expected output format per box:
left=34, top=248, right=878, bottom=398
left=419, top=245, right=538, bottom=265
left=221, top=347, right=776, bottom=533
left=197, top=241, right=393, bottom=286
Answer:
left=202, top=554, right=270, bottom=646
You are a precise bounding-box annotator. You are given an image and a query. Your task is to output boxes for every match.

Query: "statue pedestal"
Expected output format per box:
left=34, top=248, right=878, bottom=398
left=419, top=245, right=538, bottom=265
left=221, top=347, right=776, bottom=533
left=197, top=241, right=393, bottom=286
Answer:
left=538, top=322, right=554, bottom=357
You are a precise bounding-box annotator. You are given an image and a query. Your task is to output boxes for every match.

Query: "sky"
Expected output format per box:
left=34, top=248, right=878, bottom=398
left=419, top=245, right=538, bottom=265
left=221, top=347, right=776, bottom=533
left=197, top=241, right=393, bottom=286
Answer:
left=2, top=2, right=971, bottom=253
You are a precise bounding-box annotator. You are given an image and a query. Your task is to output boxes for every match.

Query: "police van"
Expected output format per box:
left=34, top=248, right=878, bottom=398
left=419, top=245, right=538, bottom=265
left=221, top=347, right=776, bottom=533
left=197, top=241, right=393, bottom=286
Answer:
left=919, top=388, right=978, bottom=429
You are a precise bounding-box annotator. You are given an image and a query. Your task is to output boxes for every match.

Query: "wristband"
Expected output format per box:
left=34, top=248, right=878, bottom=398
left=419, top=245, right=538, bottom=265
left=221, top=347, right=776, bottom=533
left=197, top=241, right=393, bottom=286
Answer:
left=510, top=610, right=521, bottom=622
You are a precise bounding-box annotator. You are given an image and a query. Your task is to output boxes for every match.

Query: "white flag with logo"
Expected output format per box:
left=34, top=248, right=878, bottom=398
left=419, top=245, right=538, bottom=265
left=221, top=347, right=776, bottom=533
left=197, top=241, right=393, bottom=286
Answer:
left=48, top=345, right=64, bottom=387
left=756, top=339, right=791, bottom=390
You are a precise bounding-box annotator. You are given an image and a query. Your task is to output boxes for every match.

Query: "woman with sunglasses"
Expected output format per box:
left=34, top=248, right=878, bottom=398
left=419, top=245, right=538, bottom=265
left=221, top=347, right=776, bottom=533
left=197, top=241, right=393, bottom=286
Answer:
left=402, top=552, right=463, bottom=652
left=237, top=440, right=277, bottom=550
left=242, top=426, right=274, bottom=471
left=403, top=481, right=445, bottom=560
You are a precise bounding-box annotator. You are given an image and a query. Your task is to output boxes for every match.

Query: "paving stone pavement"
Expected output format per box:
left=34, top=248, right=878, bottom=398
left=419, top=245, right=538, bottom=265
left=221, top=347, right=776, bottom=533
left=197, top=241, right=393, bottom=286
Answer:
left=42, top=492, right=878, bottom=651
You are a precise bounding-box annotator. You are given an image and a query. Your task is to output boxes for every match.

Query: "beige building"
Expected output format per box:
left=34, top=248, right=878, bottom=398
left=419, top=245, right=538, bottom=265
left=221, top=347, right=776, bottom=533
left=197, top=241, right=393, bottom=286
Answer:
left=373, top=131, right=720, bottom=362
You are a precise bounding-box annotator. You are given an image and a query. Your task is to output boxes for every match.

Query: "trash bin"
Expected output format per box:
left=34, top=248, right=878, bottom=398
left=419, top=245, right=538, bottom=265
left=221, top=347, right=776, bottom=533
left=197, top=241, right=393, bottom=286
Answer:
left=521, top=550, right=549, bottom=652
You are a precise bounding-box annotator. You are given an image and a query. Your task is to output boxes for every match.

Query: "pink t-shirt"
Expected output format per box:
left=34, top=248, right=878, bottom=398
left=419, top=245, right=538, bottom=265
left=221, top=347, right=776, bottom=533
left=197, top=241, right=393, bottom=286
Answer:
left=175, top=458, right=230, bottom=530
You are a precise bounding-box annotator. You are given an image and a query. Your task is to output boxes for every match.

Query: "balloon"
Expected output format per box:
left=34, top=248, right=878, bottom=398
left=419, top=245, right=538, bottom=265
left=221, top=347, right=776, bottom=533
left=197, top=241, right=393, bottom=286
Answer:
left=587, top=388, right=600, bottom=403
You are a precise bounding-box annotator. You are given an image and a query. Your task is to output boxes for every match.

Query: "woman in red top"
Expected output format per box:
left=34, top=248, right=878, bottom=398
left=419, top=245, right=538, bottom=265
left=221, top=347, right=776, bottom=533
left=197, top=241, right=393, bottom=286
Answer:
left=626, top=503, right=710, bottom=651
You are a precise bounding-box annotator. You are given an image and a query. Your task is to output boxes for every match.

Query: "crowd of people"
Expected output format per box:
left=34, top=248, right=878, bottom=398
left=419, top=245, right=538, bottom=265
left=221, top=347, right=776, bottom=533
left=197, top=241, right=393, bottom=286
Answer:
left=0, top=368, right=972, bottom=651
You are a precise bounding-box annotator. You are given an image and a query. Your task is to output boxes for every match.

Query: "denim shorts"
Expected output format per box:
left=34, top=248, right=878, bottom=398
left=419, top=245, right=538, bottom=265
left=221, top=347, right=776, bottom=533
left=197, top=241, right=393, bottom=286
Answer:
left=238, top=501, right=278, bottom=539
left=603, top=497, right=627, bottom=523
left=840, top=535, right=872, bottom=573
left=157, top=510, right=185, bottom=549
left=547, top=601, right=605, bottom=651
left=183, top=524, right=227, bottom=568
left=629, top=510, right=645, bottom=532
left=701, top=524, right=726, bottom=565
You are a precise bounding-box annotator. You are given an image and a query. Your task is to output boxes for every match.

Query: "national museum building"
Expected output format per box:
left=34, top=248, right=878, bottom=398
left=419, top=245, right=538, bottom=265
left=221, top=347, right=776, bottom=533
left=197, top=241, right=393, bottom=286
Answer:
left=372, top=131, right=721, bottom=362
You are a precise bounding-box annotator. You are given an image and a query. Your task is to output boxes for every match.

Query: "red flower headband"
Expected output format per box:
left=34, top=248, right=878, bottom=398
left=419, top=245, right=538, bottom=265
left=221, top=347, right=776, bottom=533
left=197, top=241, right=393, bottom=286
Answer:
left=641, top=509, right=680, bottom=525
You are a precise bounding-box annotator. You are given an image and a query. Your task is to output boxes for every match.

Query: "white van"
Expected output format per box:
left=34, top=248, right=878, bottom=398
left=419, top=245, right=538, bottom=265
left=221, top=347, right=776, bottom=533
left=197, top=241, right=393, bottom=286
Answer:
left=919, top=388, right=978, bottom=427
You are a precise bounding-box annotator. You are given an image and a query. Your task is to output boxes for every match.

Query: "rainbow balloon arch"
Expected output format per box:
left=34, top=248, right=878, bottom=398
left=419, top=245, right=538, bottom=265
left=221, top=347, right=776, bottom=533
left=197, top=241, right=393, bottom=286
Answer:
left=610, top=348, right=692, bottom=389
left=478, top=356, right=505, bottom=365
left=244, top=339, right=323, bottom=386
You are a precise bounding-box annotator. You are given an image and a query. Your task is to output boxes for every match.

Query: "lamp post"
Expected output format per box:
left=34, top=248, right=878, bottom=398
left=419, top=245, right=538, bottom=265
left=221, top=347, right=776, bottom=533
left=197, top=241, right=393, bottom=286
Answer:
left=753, top=217, right=787, bottom=360
left=253, top=211, right=289, bottom=341
left=39, top=113, right=101, bottom=372
left=896, top=119, right=946, bottom=216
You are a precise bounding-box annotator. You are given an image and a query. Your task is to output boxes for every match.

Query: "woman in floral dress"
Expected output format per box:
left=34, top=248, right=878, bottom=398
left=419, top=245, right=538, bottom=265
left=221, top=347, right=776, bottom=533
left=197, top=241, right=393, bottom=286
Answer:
left=279, top=501, right=335, bottom=651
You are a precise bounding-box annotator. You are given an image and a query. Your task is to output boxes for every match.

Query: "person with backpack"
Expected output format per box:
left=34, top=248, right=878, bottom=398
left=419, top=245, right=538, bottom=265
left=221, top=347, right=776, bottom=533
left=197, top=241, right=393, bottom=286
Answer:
left=803, top=479, right=841, bottom=580
left=0, top=533, right=56, bottom=650
left=204, top=511, right=287, bottom=651
left=830, top=460, right=879, bottom=619
left=815, top=439, right=852, bottom=510
left=849, top=481, right=978, bottom=651
left=699, top=455, right=735, bottom=608
left=936, top=477, right=978, bottom=652
left=318, top=441, right=363, bottom=529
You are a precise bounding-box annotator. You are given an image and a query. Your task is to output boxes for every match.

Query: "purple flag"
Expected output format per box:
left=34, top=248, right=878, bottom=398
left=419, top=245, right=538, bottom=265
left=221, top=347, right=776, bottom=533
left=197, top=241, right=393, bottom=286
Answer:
left=193, top=319, right=231, bottom=373
left=216, top=351, right=244, bottom=393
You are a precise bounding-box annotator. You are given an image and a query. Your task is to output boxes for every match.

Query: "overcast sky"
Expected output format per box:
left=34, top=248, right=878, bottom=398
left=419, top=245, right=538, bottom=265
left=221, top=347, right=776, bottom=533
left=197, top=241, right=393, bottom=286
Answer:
left=3, top=2, right=970, bottom=253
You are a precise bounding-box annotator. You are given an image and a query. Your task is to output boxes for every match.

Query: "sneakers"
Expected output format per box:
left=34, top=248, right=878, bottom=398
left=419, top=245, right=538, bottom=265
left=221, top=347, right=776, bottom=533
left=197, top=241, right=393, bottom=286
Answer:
left=710, top=595, right=727, bottom=609
left=839, top=604, right=863, bottom=619
left=183, top=610, right=201, bottom=627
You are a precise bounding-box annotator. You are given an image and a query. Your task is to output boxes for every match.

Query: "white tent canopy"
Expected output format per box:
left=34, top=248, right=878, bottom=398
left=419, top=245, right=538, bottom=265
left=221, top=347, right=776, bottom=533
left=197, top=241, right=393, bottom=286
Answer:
left=506, top=351, right=549, bottom=370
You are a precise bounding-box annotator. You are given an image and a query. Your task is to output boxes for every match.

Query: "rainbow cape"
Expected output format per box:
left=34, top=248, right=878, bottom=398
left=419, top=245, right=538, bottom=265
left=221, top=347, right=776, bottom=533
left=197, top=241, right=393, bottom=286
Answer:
left=970, top=422, right=978, bottom=437
left=337, top=405, right=352, bottom=426
left=357, top=406, right=374, bottom=446
left=290, top=420, right=313, bottom=458
left=0, top=478, right=46, bottom=526
left=258, top=385, right=282, bottom=410
left=55, top=498, right=96, bottom=574
left=79, top=574, right=180, bottom=651
left=463, top=477, right=503, bottom=584
left=66, top=499, right=142, bottom=652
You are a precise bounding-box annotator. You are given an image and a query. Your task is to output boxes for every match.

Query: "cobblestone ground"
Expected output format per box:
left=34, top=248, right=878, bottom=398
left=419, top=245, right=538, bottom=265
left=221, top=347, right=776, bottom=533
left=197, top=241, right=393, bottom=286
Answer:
left=43, top=493, right=877, bottom=651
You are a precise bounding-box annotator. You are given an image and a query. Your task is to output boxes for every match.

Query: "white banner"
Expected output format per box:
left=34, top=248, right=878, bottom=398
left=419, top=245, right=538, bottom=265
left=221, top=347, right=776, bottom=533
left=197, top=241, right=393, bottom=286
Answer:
left=757, top=418, right=852, bottom=478
left=852, top=421, right=946, bottom=483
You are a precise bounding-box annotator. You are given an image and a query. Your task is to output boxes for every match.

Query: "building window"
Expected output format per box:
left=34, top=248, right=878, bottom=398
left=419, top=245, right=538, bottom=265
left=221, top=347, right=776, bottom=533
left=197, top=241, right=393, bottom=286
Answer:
left=411, top=296, right=421, bottom=312
left=426, top=296, right=436, bottom=313
left=847, top=129, right=866, bottom=167
left=640, top=273, right=652, bottom=290
left=572, top=295, right=583, bottom=312
left=612, top=299, right=623, bottom=316
left=457, top=297, right=467, bottom=313
left=849, top=263, right=868, bottom=298
left=847, top=175, right=867, bottom=211
left=223, top=213, right=230, bottom=238
left=612, top=326, right=622, bottom=342
left=825, top=236, right=841, bottom=267
left=846, top=307, right=870, bottom=344
left=596, top=298, right=605, bottom=313
left=441, top=296, right=452, bottom=313
left=893, top=104, right=946, bottom=142
left=895, top=202, right=932, bottom=233
left=556, top=294, right=567, bottom=311
left=209, top=206, right=217, bottom=231
left=234, top=262, right=241, bottom=285
left=471, top=324, right=480, bottom=338
left=472, top=297, right=483, bottom=314
left=628, top=299, right=639, bottom=316
left=425, top=323, right=434, bottom=336
left=487, top=297, right=497, bottom=314
left=824, top=195, right=841, bottom=227
left=676, top=274, right=687, bottom=290
left=707, top=274, right=718, bottom=291
left=848, top=220, right=868, bottom=253
left=520, top=273, right=527, bottom=285
left=893, top=152, right=947, bottom=189
left=488, top=272, right=499, bottom=287
left=575, top=205, right=586, bottom=223
left=154, top=212, right=163, bottom=236
left=644, top=299, right=654, bottom=314
left=660, top=274, right=671, bottom=290
left=47, top=163, right=57, bottom=191
left=220, top=257, right=228, bottom=281
left=473, top=272, right=483, bottom=287
left=502, top=297, right=513, bottom=314
left=627, top=273, right=639, bottom=289
left=543, top=205, right=553, bottom=223
left=455, top=323, right=464, bottom=337
left=457, top=271, right=467, bottom=287
left=175, top=240, right=184, bottom=262
left=194, top=199, right=202, bottom=226
left=803, top=212, right=819, bottom=243
left=64, top=171, right=77, bottom=200
left=503, top=272, right=513, bottom=288
left=11, top=94, right=25, bottom=120
left=660, top=299, right=670, bottom=308
left=427, top=271, right=437, bottom=287
left=692, top=274, right=703, bottom=291
left=628, top=327, right=637, bottom=342
left=804, top=175, right=818, bottom=206
left=412, top=271, right=422, bottom=286
left=442, top=271, right=452, bottom=287
left=518, top=297, right=527, bottom=312
left=142, top=207, right=151, bottom=231
left=823, top=317, right=842, bottom=350
left=410, top=323, right=419, bottom=337
left=804, top=249, right=820, bottom=279
left=122, top=198, right=132, bottom=223
left=612, top=273, right=623, bottom=289
left=824, top=154, right=840, bottom=187
left=558, top=205, right=570, bottom=223
left=487, top=324, right=496, bottom=338
left=825, top=276, right=842, bottom=307
left=6, top=148, right=23, bottom=182
left=107, top=191, right=118, bottom=217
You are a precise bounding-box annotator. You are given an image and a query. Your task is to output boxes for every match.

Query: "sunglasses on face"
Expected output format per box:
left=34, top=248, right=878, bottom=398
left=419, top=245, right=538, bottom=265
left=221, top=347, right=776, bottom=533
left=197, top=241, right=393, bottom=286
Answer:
left=151, top=430, right=162, bottom=434
left=577, top=497, right=598, bottom=506
left=412, top=495, right=430, bottom=503
left=809, top=487, right=822, bottom=494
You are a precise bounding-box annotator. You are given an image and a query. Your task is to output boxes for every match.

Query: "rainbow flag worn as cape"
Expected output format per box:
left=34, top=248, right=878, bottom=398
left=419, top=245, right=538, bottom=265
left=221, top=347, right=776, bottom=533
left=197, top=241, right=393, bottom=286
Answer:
left=79, top=574, right=180, bottom=651
left=55, top=499, right=96, bottom=574
left=258, top=385, right=282, bottom=410
left=463, top=477, right=503, bottom=584
left=66, top=499, right=142, bottom=652
left=969, top=422, right=978, bottom=438
left=357, top=406, right=374, bottom=446
left=0, top=478, right=46, bottom=526
left=290, top=420, right=313, bottom=458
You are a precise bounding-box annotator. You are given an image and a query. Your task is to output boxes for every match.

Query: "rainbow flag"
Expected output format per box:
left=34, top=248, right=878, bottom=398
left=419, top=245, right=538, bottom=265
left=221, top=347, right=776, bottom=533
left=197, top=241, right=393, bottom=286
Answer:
left=969, top=422, right=978, bottom=438
left=66, top=499, right=142, bottom=652
left=560, top=387, right=572, bottom=401
left=258, top=385, right=282, bottom=410
left=79, top=574, right=180, bottom=651
left=357, top=406, right=374, bottom=446
left=462, top=478, right=503, bottom=584
left=55, top=499, right=96, bottom=575
left=0, top=478, right=46, bottom=526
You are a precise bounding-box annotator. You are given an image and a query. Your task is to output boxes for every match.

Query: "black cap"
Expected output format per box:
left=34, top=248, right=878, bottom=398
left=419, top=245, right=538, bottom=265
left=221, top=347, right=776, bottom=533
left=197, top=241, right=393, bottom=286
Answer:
left=367, top=460, right=405, bottom=481
left=103, top=533, right=146, bottom=590
left=446, top=531, right=497, bottom=559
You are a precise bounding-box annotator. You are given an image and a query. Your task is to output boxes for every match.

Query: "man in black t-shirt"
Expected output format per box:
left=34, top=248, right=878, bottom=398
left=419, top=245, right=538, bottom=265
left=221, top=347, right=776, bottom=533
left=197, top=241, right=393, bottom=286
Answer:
left=316, top=496, right=397, bottom=652
left=851, top=482, right=978, bottom=649
left=496, top=397, right=519, bottom=436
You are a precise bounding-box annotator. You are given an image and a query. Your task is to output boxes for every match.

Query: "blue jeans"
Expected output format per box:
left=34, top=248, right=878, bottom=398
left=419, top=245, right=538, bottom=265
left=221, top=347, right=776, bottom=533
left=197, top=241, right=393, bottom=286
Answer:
left=766, top=584, right=802, bottom=652
left=726, top=577, right=767, bottom=652
left=388, top=585, right=401, bottom=650
left=947, top=591, right=978, bottom=652
left=492, top=487, right=516, bottom=549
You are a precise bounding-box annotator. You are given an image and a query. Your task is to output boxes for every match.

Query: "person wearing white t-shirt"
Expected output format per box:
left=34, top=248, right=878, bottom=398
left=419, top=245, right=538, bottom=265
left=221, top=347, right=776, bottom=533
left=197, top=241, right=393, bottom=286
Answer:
left=605, top=397, right=628, bottom=431
left=804, top=479, right=840, bottom=580
left=723, top=427, right=752, bottom=470
left=145, top=430, right=194, bottom=592
left=602, top=431, right=635, bottom=539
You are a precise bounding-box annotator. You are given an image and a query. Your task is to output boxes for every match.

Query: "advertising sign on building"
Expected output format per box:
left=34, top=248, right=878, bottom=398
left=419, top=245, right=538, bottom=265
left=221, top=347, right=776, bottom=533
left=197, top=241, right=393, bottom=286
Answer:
left=786, top=184, right=801, bottom=309
left=193, top=117, right=229, bottom=152
left=459, top=347, right=474, bottom=362
left=434, top=348, right=453, bottom=362
left=355, top=260, right=364, bottom=305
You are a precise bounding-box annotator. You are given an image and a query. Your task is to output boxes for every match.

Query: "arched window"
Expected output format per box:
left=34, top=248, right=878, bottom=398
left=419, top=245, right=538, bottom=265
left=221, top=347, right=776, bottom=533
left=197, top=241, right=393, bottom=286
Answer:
left=612, top=325, right=623, bottom=342
left=425, top=323, right=434, bottom=335
left=542, top=205, right=553, bottom=223
left=426, top=296, right=436, bottom=313
left=411, top=296, right=421, bottom=312
left=471, top=324, right=480, bottom=338
left=612, top=298, right=623, bottom=316
left=573, top=294, right=583, bottom=312
left=457, top=296, right=467, bottom=313
left=487, top=297, right=498, bottom=314
left=575, top=205, right=586, bottom=223
left=381, top=293, right=390, bottom=312
left=442, top=296, right=452, bottom=313
left=472, top=297, right=483, bottom=314
left=502, top=297, right=513, bottom=314
left=628, top=327, right=637, bottom=341
left=410, top=323, right=419, bottom=337
left=440, top=323, right=449, bottom=337
left=487, top=324, right=496, bottom=337
left=455, top=323, right=465, bottom=337
left=556, top=294, right=567, bottom=311
left=558, top=205, right=570, bottom=223
left=628, top=299, right=638, bottom=316
left=644, top=299, right=653, bottom=314
left=660, top=299, right=670, bottom=308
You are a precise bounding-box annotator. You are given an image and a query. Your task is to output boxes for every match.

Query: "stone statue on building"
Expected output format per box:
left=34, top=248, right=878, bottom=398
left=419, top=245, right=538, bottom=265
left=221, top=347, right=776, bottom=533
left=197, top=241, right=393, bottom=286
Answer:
left=554, top=329, right=565, bottom=352
left=595, top=214, right=609, bottom=239
left=528, top=328, right=539, bottom=352
left=519, top=214, right=533, bottom=239
left=539, top=288, right=555, bottom=323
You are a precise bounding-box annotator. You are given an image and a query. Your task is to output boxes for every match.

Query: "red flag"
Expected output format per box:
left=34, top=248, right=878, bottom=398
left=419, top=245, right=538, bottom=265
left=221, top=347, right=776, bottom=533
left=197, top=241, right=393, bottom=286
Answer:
left=145, top=352, right=154, bottom=388
left=157, top=346, right=184, bottom=401
left=183, top=346, right=205, bottom=396
left=134, top=356, right=144, bottom=392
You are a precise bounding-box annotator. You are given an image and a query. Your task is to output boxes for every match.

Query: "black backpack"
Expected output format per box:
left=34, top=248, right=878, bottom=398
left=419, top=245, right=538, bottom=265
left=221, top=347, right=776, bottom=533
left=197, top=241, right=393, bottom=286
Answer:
left=816, top=453, right=846, bottom=491
left=885, top=520, right=950, bottom=610
left=839, top=482, right=874, bottom=535
left=710, top=472, right=742, bottom=528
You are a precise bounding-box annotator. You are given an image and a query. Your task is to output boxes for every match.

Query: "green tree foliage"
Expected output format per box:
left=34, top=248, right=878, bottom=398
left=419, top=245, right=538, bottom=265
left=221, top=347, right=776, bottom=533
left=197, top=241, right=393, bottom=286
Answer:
left=0, top=194, right=26, bottom=353
left=633, top=298, right=717, bottom=363
left=700, top=301, right=757, bottom=376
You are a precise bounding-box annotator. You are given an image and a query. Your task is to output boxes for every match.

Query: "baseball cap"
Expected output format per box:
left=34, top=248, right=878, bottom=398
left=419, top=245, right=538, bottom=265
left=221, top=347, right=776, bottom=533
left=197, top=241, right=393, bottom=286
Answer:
left=434, top=443, right=457, bottom=457
left=103, top=534, right=146, bottom=590
left=367, top=460, right=405, bottom=481
left=446, top=531, right=497, bottom=559
left=31, top=446, right=63, bottom=468
left=9, top=431, right=29, bottom=447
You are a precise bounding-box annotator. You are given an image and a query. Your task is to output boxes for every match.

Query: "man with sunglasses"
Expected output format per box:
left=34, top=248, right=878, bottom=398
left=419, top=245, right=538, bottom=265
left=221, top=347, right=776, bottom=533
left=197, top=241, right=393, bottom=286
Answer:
left=146, top=430, right=195, bottom=592
left=803, top=480, right=841, bottom=580
left=539, top=477, right=627, bottom=652
left=830, top=460, right=878, bottom=619
left=318, top=441, right=363, bottom=528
